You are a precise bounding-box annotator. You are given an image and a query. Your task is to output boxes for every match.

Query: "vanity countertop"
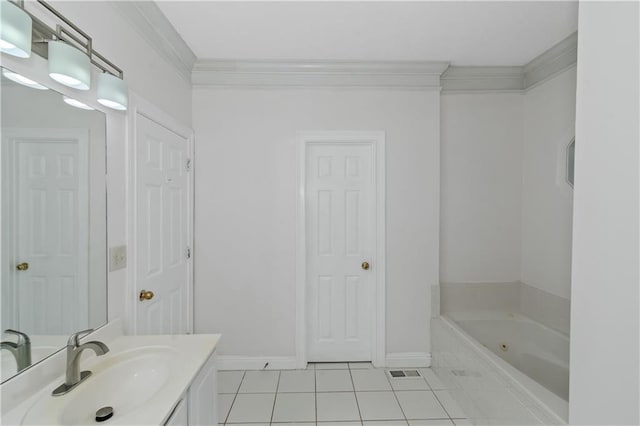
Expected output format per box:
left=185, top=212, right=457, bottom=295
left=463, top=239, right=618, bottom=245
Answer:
left=2, top=333, right=221, bottom=426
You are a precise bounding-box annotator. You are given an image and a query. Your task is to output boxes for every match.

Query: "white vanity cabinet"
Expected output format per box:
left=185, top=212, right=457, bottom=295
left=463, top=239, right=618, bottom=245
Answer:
left=164, top=351, right=218, bottom=426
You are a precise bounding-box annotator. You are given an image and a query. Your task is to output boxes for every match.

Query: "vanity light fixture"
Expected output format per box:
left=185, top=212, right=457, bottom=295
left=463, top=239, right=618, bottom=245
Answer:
left=0, top=0, right=32, bottom=58
left=2, top=0, right=128, bottom=110
left=97, top=72, right=127, bottom=111
left=1, top=69, right=48, bottom=90
left=62, top=96, right=94, bottom=110
left=48, top=40, right=91, bottom=90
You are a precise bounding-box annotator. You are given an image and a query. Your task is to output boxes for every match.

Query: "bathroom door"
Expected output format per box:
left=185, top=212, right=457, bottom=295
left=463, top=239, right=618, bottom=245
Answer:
left=2, top=129, right=89, bottom=334
left=305, top=138, right=377, bottom=361
left=134, top=114, right=191, bottom=335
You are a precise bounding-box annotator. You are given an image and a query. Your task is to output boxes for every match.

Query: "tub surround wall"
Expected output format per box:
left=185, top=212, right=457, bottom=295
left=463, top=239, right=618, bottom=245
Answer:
left=520, top=283, right=570, bottom=336
left=441, top=282, right=570, bottom=336
left=521, top=68, right=576, bottom=301
left=439, top=67, right=577, bottom=330
left=440, top=93, right=524, bottom=284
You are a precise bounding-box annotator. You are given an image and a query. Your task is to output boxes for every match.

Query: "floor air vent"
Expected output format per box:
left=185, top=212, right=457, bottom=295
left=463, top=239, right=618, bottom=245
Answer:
left=388, top=369, right=421, bottom=379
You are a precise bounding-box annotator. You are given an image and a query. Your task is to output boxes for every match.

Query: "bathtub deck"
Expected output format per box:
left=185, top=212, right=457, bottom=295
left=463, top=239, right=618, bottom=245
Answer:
left=432, top=316, right=568, bottom=425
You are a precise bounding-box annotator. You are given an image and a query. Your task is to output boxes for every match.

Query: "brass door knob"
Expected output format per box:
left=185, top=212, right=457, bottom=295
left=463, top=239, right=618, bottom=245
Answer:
left=139, top=290, right=154, bottom=301
left=16, top=262, right=29, bottom=271
left=361, top=261, right=370, bottom=270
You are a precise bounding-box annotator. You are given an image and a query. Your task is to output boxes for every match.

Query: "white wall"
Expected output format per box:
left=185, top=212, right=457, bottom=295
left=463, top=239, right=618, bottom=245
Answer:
left=569, top=1, right=639, bottom=424
left=193, top=88, right=440, bottom=359
left=521, top=69, right=576, bottom=300
left=440, top=93, right=523, bottom=284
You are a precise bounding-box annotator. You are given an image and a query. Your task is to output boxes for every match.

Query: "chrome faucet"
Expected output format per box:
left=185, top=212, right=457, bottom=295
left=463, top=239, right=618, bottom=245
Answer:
left=52, top=329, right=109, bottom=396
left=0, top=329, right=32, bottom=371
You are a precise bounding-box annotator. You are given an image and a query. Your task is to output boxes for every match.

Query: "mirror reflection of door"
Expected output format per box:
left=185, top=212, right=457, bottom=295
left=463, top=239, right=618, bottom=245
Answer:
left=2, top=129, right=89, bottom=335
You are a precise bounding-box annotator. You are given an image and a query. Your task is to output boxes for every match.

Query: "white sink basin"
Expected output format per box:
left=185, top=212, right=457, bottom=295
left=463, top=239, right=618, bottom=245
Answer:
left=21, top=346, right=178, bottom=425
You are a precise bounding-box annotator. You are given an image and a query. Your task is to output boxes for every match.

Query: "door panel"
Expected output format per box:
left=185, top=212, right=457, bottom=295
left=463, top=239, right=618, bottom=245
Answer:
left=306, top=142, right=375, bottom=361
left=135, top=114, right=190, bottom=335
left=6, top=133, right=89, bottom=335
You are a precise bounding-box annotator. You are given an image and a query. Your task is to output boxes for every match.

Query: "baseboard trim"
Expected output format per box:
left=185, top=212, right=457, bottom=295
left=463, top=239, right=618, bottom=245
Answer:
left=217, top=356, right=298, bottom=371
left=385, top=352, right=432, bottom=368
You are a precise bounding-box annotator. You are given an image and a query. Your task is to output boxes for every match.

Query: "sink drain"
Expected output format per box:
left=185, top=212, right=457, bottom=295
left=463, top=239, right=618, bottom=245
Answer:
left=95, top=406, right=114, bottom=423
left=500, top=343, right=509, bottom=351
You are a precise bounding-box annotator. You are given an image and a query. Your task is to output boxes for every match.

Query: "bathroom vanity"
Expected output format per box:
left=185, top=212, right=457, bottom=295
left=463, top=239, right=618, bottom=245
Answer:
left=1, top=327, right=221, bottom=425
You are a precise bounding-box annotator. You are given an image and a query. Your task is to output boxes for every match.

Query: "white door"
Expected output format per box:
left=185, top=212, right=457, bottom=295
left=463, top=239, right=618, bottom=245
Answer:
left=2, top=129, right=88, bottom=335
left=306, top=141, right=376, bottom=361
left=135, top=114, right=190, bottom=335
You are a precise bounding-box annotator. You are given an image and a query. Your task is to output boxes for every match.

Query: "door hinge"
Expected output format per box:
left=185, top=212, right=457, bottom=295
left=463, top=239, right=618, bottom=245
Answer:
left=185, top=158, right=192, bottom=172
left=186, top=246, right=191, bottom=259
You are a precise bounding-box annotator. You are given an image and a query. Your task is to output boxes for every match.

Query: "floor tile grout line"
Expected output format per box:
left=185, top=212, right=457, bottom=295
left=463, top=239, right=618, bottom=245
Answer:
left=269, top=370, right=282, bottom=425
left=314, top=363, right=318, bottom=423
left=224, top=370, right=246, bottom=425
left=347, top=363, right=363, bottom=424
left=431, top=388, right=455, bottom=422
left=384, top=366, right=409, bottom=424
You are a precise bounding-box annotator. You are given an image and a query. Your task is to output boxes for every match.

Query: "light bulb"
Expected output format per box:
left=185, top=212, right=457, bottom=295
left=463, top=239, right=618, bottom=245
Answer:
left=2, top=69, right=48, bottom=90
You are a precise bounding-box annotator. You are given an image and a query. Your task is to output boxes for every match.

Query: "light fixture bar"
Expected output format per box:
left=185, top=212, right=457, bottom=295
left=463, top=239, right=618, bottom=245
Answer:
left=10, top=0, right=123, bottom=79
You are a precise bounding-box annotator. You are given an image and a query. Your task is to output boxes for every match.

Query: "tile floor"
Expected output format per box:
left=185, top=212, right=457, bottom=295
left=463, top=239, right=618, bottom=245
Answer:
left=218, top=362, right=472, bottom=425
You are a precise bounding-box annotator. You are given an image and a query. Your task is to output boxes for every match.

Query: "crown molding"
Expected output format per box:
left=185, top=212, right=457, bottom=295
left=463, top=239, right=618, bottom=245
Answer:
left=441, top=32, right=577, bottom=94
left=192, top=60, right=450, bottom=89
left=110, top=1, right=196, bottom=84
left=523, top=32, right=578, bottom=90
left=441, top=66, right=524, bottom=93
left=190, top=32, right=577, bottom=92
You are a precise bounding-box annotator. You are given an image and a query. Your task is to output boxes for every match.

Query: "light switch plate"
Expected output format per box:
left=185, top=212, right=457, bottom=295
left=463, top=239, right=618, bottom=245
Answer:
left=109, top=245, right=127, bottom=272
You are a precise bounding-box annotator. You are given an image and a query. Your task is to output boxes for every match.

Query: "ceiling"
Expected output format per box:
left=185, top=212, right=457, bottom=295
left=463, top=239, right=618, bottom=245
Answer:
left=157, top=1, right=578, bottom=66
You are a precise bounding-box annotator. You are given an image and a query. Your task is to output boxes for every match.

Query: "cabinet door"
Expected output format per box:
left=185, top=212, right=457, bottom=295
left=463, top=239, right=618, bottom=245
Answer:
left=165, top=398, right=188, bottom=426
left=188, top=352, right=217, bottom=425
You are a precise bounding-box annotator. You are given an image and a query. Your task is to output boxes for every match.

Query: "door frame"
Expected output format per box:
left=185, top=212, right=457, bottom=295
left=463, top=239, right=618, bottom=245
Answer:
left=296, top=131, right=386, bottom=368
left=126, top=92, right=194, bottom=335
left=2, top=128, right=90, bottom=331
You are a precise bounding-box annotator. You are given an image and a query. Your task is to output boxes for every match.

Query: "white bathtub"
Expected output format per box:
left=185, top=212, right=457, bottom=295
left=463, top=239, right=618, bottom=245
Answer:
left=444, top=311, right=569, bottom=422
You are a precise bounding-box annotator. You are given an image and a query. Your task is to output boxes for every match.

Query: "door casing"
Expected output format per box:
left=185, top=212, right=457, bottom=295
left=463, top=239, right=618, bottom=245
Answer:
left=296, top=131, right=386, bottom=368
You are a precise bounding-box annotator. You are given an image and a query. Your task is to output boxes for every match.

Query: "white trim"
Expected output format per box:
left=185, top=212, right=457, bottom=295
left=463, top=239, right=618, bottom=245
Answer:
left=442, top=32, right=577, bottom=93
left=441, top=66, right=524, bottom=93
left=126, top=92, right=195, bottom=335
left=191, top=32, right=577, bottom=92
left=524, top=32, right=578, bottom=90
left=217, top=356, right=298, bottom=371
left=193, top=60, right=448, bottom=89
left=110, top=2, right=196, bottom=84
left=296, top=131, right=386, bottom=369
left=385, top=353, right=432, bottom=368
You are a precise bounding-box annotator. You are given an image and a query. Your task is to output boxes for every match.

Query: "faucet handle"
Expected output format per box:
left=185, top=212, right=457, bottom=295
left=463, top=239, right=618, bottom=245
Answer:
left=3, top=329, right=31, bottom=345
left=67, top=329, right=94, bottom=347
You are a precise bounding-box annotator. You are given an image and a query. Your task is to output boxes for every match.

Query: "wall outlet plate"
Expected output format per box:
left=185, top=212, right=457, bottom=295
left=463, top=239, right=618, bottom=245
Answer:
left=109, top=245, right=127, bottom=272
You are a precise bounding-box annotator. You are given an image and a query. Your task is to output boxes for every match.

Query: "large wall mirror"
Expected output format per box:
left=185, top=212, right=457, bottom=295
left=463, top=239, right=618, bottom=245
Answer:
left=1, top=66, right=107, bottom=383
